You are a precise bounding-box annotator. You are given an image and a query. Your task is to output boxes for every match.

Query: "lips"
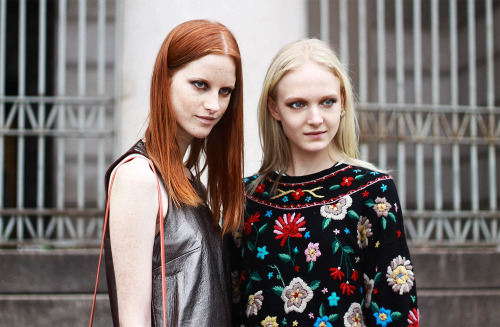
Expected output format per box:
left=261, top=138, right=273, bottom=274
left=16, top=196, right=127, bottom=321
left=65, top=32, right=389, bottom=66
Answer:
left=304, top=131, right=325, bottom=136
left=195, top=115, right=216, bottom=125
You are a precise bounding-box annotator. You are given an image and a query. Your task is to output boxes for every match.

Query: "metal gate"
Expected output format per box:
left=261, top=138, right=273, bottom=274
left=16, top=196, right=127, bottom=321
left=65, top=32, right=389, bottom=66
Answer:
left=0, top=0, right=120, bottom=247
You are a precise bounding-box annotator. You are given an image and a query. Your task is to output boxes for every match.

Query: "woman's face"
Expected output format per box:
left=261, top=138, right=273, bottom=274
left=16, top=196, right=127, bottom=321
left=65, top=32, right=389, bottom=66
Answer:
left=269, top=61, right=343, bottom=161
left=170, top=54, right=236, bottom=151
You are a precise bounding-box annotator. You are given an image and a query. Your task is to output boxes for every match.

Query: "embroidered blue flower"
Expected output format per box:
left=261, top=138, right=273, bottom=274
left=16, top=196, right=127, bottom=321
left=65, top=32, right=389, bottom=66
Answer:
left=313, top=316, right=332, bottom=327
left=283, top=196, right=289, bottom=203
left=265, top=210, right=273, bottom=218
left=370, top=171, right=380, bottom=176
left=373, top=307, right=393, bottom=327
left=257, top=246, right=269, bottom=259
left=344, top=228, right=350, bottom=234
left=244, top=178, right=249, bottom=183
left=304, top=231, right=311, bottom=239
left=381, top=183, right=388, bottom=192
left=328, top=292, right=340, bottom=306
left=354, top=169, right=361, bottom=173
left=268, top=272, right=273, bottom=279
left=293, top=246, right=299, bottom=254
left=305, top=196, right=311, bottom=202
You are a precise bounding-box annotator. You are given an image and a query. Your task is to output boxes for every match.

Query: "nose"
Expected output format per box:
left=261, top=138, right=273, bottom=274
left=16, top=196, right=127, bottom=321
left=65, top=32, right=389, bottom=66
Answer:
left=307, top=106, right=323, bottom=126
left=204, top=91, right=221, bottom=112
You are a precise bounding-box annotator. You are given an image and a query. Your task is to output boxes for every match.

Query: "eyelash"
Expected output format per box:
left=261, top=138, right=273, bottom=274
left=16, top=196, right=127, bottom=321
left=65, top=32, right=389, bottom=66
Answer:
left=287, top=99, right=336, bottom=109
left=192, top=81, right=232, bottom=96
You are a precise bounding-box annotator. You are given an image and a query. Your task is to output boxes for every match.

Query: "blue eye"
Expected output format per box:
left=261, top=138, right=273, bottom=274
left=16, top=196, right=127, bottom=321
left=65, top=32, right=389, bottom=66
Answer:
left=323, top=99, right=335, bottom=106
left=288, top=102, right=304, bottom=109
left=220, top=87, right=233, bottom=96
left=193, top=81, right=206, bottom=89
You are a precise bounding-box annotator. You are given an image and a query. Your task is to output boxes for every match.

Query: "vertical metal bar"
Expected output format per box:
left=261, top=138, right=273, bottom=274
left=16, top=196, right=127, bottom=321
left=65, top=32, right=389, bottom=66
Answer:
left=37, top=0, right=47, bottom=239
left=377, top=0, right=387, bottom=170
left=320, top=0, right=330, bottom=42
left=431, top=0, right=442, bottom=241
left=395, top=0, right=406, bottom=210
left=467, top=0, right=479, bottom=241
left=413, top=0, right=424, bottom=241
left=485, top=0, right=497, bottom=241
left=0, top=0, right=6, bottom=210
left=339, top=0, right=348, bottom=66
left=450, top=0, right=461, bottom=242
left=97, top=0, right=106, bottom=209
left=77, top=0, right=87, bottom=238
left=358, top=0, right=369, bottom=162
left=56, top=0, right=67, bottom=239
left=16, top=0, right=27, bottom=241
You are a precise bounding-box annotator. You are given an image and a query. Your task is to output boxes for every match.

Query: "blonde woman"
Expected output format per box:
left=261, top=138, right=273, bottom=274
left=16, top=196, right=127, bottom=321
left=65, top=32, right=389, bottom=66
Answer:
left=238, top=39, right=418, bottom=327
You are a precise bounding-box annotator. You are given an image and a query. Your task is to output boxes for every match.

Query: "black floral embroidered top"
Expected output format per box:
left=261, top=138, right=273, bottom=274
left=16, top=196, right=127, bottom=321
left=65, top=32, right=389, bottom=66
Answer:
left=234, top=163, right=419, bottom=327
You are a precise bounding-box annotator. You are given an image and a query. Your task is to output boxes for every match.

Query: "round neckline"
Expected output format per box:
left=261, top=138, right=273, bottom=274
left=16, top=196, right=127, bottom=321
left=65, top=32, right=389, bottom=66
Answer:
left=270, top=162, right=348, bottom=184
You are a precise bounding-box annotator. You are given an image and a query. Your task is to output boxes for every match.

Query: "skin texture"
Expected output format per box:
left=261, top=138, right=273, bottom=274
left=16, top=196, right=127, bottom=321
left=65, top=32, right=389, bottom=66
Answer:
left=108, top=54, right=236, bottom=326
left=268, top=60, right=344, bottom=176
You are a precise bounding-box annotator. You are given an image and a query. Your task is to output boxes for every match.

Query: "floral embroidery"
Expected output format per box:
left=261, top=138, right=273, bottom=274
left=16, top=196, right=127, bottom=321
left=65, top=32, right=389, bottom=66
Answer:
left=273, top=212, right=306, bottom=246
left=246, top=290, right=264, bottom=317
left=231, top=271, right=241, bottom=303
left=320, top=195, right=353, bottom=220
left=257, top=246, right=269, bottom=259
left=386, top=255, right=415, bottom=295
left=341, top=176, right=354, bottom=186
left=232, top=229, right=242, bottom=248
left=357, top=216, right=373, bottom=249
left=304, top=242, right=322, bottom=262
left=256, top=184, right=266, bottom=193
left=329, top=267, right=345, bottom=281
left=373, top=197, right=392, bottom=218
left=313, top=316, right=333, bottom=327
left=344, top=303, right=365, bottom=327
left=245, top=212, right=261, bottom=235
left=328, top=292, right=340, bottom=306
left=281, top=277, right=314, bottom=313
left=373, top=307, right=393, bottom=327
left=292, top=188, right=305, bottom=200
left=340, top=281, right=356, bottom=295
left=407, top=308, right=419, bottom=327
left=363, top=274, right=374, bottom=308
left=261, top=315, right=279, bottom=327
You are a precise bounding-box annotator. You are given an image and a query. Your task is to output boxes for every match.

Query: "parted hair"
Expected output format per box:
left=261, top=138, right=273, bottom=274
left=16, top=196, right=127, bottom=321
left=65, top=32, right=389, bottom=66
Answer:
left=145, top=19, right=244, bottom=234
left=254, top=39, right=378, bottom=189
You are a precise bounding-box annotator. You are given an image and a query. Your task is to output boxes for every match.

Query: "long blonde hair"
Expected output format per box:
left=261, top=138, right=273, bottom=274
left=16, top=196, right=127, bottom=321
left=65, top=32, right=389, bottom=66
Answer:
left=253, top=39, right=379, bottom=190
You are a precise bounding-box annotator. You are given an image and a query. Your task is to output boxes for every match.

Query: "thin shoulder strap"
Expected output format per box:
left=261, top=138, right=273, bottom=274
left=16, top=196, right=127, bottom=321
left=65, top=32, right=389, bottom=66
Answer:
left=89, top=155, right=167, bottom=327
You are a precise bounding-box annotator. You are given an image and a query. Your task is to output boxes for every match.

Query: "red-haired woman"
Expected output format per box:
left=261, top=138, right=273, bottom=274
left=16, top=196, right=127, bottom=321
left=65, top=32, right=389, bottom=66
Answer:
left=103, top=20, right=244, bottom=326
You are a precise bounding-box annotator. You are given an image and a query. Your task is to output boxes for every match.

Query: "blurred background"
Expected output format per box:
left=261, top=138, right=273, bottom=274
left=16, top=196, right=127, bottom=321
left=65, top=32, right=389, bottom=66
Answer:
left=0, top=0, right=499, bottom=325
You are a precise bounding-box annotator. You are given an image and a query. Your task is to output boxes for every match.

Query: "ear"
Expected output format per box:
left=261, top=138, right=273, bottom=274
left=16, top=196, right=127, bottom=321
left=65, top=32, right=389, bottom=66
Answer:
left=268, top=97, right=281, bottom=121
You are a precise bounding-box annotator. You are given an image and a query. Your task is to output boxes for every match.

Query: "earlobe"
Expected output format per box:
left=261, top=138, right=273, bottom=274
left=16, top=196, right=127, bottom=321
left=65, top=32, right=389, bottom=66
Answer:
left=268, top=97, right=281, bottom=121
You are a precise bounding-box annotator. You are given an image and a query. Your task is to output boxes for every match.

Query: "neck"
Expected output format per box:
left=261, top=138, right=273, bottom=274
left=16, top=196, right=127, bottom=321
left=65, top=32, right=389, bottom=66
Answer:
left=285, top=152, right=337, bottom=177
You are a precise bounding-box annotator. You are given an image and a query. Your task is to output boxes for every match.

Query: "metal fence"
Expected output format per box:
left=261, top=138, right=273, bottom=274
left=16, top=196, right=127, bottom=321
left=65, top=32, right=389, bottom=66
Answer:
left=0, top=0, right=119, bottom=247
left=311, top=0, right=500, bottom=246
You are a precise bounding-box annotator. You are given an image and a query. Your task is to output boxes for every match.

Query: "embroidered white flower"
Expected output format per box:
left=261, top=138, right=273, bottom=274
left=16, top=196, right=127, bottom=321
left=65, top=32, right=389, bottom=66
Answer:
left=386, top=255, right=415, bottom=295
left=320, top=195, right=353, bottom=220
left=363, top=274, right=374, bottom=308
left=246, top=290, right=264, bottom=317
left=281, top=277, right=314, bottom=313
left=344, top=302, right=366, bottom=327
left=357, top=216, right=373, bottom=249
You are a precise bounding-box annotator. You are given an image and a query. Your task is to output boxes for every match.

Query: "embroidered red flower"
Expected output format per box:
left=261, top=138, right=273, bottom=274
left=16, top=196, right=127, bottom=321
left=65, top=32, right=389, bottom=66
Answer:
left=396, top=230, right=402, bottom=238
left=408, top=308, right=419, bottom=327
left=244, top=212, right=260, bottom=235
left=291, top=188, right=305, bottom=200
left=255, top=184, right=265, bottom=194
left=351, top=269, right=359, bottom=282
left=273, top=212, right=306, bottom=246
left=329, top=267, right=345, bottom=281
left=341, top=176, right=354, bottom=187
left=340, top=281, right=356, bottom=295
left=295, top=265, right=300, bottom=272
left=362, top=190, right=369, bottom=197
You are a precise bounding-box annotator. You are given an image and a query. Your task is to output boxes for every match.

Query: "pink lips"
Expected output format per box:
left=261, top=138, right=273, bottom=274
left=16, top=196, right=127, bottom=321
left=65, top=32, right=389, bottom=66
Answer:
left=196, top=115, right=216, bottom=125
left=304, top=131, right=325, bottom=139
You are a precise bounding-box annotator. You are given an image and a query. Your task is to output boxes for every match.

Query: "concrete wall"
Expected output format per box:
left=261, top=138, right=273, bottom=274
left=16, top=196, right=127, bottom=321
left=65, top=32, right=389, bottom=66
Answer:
left=118, top=0, right=308, bottom=176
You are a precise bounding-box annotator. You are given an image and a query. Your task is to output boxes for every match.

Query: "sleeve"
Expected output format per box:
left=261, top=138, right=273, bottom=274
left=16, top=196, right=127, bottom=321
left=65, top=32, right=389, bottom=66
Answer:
left=227, top=226, right=244, bottom=326
left=360, top=177, right=419, bottom=326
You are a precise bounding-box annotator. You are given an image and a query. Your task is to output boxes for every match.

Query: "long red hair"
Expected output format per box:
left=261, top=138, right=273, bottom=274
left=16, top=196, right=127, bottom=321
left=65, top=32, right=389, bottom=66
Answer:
left=145, top=20, right=244, bottom=234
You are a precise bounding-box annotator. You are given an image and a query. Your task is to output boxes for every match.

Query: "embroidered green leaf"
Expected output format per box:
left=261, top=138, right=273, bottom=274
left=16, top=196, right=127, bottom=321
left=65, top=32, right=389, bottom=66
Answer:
left=382, top=217, right=387, bottom=230
left=329, top=184, right=340, bottom=191
left=262, top=191, right=269, bottom=198
left=319, top=303, right=326, bottom=317
left=278, top=253, right=291, bottom=263
left=258, top=222, right=268, bottom=234
left=309, top=280, right=321, bottom=290
left=354, top=174, right=365, bottom=180
left=374, top=272, right=382, bottom=284
left=332, top=241, right=340, bottom=254
left=272, top=286, right=284, bottom=296
left=391, top=312, right=403, bottom=321
left=251, top=272, right=262, bottom=281
left=245, top=282, right=252, bottom=295
left=371, top=301, right=380, bottom=313
left=364, top=199, right=375, bottom=207
left=308, top=260, right=313, bottom=272
left=347, top=210, right=359, bottom=220
left=344, top=246, right=355, bottom=254
left=388, top=212, right=397, bottom=224
left=247, top=242, right=255, bottom=252
left=322, top=217, right=331, bottom=230
left=329, top=314, right=339, bottom=322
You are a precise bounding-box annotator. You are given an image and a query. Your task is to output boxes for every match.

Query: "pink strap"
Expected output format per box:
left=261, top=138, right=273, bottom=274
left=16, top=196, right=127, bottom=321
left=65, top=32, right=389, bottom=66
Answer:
left=90, top=155, right=167, bottom=327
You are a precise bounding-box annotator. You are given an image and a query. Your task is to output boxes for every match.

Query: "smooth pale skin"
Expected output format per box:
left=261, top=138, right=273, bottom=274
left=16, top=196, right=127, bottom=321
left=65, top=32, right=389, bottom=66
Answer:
left=268, top=60, right=344, bottom=176
left=108, top=54, right=236, bottom=326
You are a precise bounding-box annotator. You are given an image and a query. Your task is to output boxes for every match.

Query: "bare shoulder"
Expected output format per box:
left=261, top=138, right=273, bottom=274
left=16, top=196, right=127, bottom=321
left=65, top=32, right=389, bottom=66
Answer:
left=111, top=155, right=157, bottom=189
